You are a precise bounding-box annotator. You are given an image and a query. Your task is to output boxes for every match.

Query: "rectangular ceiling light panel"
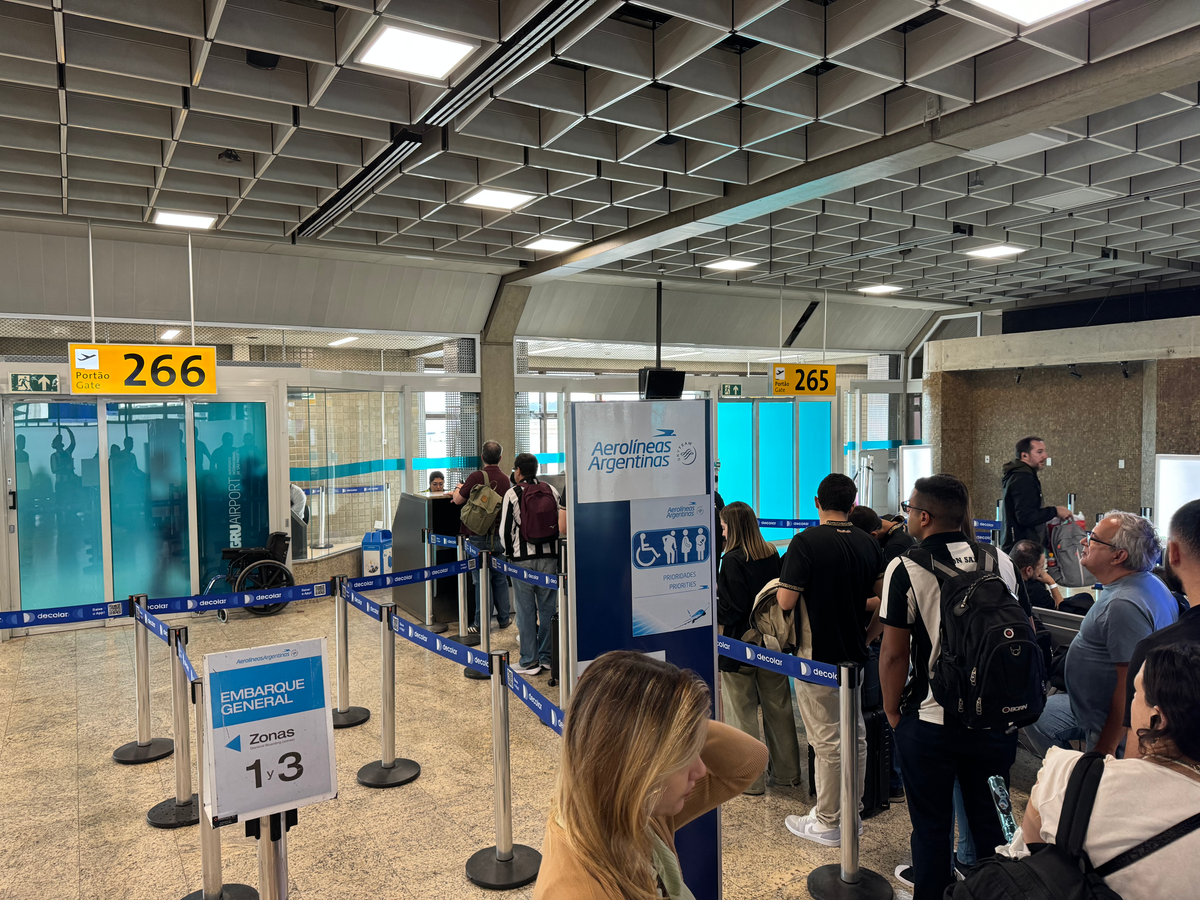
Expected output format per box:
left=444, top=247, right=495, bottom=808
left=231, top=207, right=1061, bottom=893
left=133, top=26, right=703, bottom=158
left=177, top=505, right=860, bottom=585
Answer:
left=963, top=0, right=1094, bottom=25
left=361, top=26, right=475, bottom=78
left=706, top=259, right=756, bottom=270
left=154, top=211, right=216, bottom=229
left=464, top=188, right=535, bottom=210
left=527, top=238, right=583, bottom=252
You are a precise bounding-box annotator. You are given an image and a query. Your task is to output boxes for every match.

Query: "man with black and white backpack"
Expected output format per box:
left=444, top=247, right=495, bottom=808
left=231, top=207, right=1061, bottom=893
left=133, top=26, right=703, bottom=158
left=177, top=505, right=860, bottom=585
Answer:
left=880, top=474, right=1041, bottom=899
left=499, top=452, right=563, bottom=676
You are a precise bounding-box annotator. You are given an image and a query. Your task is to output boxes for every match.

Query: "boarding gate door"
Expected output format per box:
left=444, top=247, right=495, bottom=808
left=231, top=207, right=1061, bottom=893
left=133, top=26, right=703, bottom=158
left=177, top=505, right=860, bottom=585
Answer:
left=1, top=379, right=284, bottom=635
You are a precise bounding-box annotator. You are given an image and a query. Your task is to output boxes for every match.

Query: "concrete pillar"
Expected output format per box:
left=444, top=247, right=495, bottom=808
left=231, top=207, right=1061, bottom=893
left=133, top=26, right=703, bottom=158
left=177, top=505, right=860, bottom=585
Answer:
left=479, top=284, right=530, bottom=463
left=1142, top=359, right=1157, bottom=510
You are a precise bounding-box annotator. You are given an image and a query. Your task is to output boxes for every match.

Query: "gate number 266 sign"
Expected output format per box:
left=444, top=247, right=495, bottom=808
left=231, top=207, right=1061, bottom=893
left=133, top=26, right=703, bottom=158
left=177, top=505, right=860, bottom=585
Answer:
left=68, top=343, right=217, bottom=395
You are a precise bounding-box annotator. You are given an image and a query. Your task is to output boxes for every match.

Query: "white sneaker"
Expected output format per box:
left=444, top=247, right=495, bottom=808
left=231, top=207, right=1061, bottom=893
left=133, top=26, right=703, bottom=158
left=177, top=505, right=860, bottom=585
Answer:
left=509, top=662, right=542, bottom=675
left=784, top=810, right=841, bottom=847
left=894, top=865, right=914, bottom=889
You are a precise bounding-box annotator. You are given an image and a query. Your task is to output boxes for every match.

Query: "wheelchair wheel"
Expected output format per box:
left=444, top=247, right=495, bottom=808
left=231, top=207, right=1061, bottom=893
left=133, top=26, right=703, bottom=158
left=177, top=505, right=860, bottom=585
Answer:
left=236, top=560, right=292, bottom=616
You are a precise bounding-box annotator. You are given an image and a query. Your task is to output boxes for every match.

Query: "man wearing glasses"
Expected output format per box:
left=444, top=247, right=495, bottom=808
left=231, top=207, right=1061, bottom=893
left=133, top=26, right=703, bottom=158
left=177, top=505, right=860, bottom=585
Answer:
left=1000, top=436, right=1071, bottom=552
left=1024, top=511, right=1178, bottom=758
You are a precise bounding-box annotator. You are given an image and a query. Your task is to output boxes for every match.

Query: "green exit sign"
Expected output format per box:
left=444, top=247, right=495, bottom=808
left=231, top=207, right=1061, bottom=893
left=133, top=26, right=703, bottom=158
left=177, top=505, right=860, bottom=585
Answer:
left=720, top=383, right=742, bottom=397
left=10, top=373, right=58, bottom=393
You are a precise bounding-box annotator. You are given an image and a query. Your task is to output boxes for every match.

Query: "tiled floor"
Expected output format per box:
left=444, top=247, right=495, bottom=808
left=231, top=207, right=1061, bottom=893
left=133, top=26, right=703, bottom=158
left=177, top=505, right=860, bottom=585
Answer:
left=0, top=594, right=1040, bottom=899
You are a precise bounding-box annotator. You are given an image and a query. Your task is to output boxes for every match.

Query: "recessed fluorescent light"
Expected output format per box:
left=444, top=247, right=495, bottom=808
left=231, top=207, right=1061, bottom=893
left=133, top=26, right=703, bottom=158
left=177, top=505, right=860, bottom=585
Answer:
left=360, top=25, right=475, bottom=79
left=859, top=285, right=903, bottom=294
left=154, top=211, right=216, bottom=229
left=160, top=329, right=181, bottom=340
left=966, top=244, right=1026, bottom=258
left=463, top=188, right=535, bottom=210
left=527, top=237, right=583, bottom=252
left=705, top=259, right=756, bottom=271
left=329, top=336, right=359, bottom=346
left=962, top=0, right=1092, bottom=26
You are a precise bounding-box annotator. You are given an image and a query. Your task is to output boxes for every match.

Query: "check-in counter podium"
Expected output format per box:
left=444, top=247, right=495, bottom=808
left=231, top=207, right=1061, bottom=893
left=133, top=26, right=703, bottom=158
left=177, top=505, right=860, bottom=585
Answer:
left=391, top=492, right=461, bottom=624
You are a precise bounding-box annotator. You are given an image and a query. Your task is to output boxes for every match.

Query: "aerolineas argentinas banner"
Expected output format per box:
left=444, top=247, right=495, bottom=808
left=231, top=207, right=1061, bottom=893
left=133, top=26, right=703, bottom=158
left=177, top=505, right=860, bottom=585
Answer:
left=572, top=400, right=707, bottom=504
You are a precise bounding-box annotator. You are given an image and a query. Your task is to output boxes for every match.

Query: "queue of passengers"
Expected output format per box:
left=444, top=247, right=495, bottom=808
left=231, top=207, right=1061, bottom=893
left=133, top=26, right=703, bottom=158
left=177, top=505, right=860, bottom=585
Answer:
left=530, top=440, right=1200, bottom=900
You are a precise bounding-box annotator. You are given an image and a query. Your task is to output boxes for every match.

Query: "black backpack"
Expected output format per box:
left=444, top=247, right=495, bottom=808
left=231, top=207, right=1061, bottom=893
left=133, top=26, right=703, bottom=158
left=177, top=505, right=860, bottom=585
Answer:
left=947, top=752, right=1200, bottom=900
left=920, top=542, right=1046, bottom=729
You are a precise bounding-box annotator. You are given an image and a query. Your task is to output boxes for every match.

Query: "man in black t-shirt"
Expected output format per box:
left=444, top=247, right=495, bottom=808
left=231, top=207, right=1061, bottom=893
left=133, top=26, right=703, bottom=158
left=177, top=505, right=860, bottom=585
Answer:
left=777, top=473, right=883, bottom=847
left=1124, top=498, right=1200, bottom=749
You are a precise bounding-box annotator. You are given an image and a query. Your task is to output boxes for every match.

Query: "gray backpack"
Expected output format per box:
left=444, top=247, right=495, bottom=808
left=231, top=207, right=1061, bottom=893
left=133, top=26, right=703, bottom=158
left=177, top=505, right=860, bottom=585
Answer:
left=1047, top=518, right=1094, bottom=588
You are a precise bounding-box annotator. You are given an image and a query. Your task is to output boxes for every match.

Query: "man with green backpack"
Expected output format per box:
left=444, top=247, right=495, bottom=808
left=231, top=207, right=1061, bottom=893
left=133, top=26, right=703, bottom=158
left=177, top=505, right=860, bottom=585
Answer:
left=453, top=441, right=512, bottom=634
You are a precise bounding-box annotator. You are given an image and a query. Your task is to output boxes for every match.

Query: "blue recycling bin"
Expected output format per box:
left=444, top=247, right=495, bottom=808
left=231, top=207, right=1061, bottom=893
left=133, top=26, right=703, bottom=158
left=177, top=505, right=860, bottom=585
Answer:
left=362, top=530, right=393, bottom=577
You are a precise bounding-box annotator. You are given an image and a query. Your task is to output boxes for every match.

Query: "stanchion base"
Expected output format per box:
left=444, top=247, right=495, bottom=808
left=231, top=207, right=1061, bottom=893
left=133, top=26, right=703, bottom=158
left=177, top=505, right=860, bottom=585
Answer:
left=465, top=844, right=541, bottom=890
left=426, top=622, right=448, bottom=634
left=464, top=666, right=489, bottom=680
left=113, top=737, right=174, bottom=765
left=183, top=882, right=259, bottom=900
left=332, top=706, right=370, bottom=729
left=807, top=865, right=894, bottom=900
left=356, top=758, right=420, bottom=788
left=147, top=794, right=200, bottom=829
left=458, top=632, right=481, bottom=647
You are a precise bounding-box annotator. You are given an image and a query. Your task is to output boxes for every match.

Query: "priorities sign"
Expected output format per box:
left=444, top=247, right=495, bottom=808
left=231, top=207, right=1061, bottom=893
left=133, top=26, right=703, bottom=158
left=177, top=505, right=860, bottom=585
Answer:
left=203, top=638, right=336, bottom=826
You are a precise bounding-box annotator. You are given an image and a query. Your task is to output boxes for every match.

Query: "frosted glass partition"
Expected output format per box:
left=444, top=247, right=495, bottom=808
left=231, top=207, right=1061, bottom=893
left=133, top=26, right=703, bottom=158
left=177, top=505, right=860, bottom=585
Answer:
left=107, top=401, right=191, bottom=601
left=900, top=445, right=933, bottom=505
left=1155, top=454, right=1200, bottom=535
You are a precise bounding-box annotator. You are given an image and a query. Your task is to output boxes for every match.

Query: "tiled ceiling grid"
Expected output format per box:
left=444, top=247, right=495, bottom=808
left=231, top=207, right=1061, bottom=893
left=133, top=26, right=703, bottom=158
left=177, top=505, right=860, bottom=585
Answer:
left=0, top=0, right=1197, bottom=304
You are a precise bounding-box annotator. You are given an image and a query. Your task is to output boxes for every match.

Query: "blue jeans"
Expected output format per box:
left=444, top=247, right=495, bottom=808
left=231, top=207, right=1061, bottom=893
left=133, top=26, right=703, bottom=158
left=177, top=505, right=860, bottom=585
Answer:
left=953, top=779, right=976, bottom=865
left=1023, top=692, right=1090, bottom=758
left=468, top=534, right=511, bottom=629
left=510, top=556, right=558, bottom=669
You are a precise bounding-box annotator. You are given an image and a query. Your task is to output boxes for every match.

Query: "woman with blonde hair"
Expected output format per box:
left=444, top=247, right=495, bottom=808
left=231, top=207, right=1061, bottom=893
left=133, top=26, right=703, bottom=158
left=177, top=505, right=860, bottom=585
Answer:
left=717, top=501, right=800, bottom=794
left=534, top=651, right=767, bottom=899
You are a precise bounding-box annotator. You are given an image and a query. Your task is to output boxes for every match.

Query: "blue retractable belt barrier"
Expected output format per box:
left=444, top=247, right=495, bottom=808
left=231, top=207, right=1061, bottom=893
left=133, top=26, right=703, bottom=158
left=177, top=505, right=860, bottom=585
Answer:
left=134, top=603, right=171, bottom=644
left=342, top=583, right=382, bottom=621
left=492, top=557, right=560, bottom=589
left=178, top=643, right=199, bottom=683
left=716, top=634, right=839, bottom=688
left=973, top=519, right=1002, bottom=530
left=346, top=557, right=475, bottom=595
left=389, top=612, right=490, bottom=674
left=147, top=580, right=330, bottom=616
left=302, top=484, right=386, bottom=496
left=758, top=518, right=820, bottom=530
left=427, top=533, right=459, bottom=548
left=506, top=668, right=564, bottom=735
left=0, top=600, right=127, bottom=630
left=463, top=541, right=481, bottom=558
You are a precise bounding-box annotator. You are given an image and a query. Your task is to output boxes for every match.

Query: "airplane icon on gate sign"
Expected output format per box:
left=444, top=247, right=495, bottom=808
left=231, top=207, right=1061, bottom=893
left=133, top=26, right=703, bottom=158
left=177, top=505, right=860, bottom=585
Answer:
left=74, top=348, right=99, bottom=370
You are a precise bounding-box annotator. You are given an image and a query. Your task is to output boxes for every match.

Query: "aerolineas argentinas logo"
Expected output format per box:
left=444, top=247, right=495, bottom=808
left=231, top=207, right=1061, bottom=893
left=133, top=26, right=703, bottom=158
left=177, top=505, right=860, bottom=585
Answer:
left=588, top=429, right=676, bottom=473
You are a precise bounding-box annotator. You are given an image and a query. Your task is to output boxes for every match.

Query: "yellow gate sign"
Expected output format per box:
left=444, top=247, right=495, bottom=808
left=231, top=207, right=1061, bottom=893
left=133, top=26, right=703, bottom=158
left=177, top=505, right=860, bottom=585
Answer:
left=68, top=343, right=217, bottom=395
left=771, top=363, right=836, bottom=396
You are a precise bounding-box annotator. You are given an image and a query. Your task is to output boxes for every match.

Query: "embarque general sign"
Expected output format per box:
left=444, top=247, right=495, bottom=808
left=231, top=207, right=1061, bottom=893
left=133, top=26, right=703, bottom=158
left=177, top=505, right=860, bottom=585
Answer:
left=202, top=638, right=337, bottom=826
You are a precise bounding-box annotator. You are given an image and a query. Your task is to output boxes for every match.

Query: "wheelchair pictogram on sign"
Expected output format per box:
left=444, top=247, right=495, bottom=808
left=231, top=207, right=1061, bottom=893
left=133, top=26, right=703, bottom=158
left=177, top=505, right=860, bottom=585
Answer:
left=632, top=526, right=710, bottom=569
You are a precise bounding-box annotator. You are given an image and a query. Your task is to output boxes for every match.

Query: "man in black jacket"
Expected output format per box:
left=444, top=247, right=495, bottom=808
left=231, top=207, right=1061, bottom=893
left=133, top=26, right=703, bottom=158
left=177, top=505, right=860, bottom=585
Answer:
left=1000, top=435, right=1070, bottom=552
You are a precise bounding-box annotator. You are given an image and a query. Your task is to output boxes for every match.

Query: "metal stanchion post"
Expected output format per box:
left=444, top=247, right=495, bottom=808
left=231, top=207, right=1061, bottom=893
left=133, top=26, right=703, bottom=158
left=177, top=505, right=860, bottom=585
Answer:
left=557, top=541, right=572, bottom=709
left=457, top=535, right=480, bottom=647
left=464, top=551, right=491, bottom=680
left=422, top=529, right=447, bottom=634
left=465, top=651, right=541, bottom=889
left=357, top=601, right=420, bottom=788
left=114, top=594, right=174, bottom=764
left=315, top=486, right=331, bottom=549
left=148, top=626, right=200, bottom=828
left=331, top=575, right=369, bottom=729
left=1140, top=506, right=1153, bottom=521
left=547, top=611, right=559, bottom=689
left=1067, top=492, right=1077, bottom=513
left=183, top=679, right=258, bottom=900
left=249, top=812, right=294, bottom=900
left=807, top=664, right=893, bottom=900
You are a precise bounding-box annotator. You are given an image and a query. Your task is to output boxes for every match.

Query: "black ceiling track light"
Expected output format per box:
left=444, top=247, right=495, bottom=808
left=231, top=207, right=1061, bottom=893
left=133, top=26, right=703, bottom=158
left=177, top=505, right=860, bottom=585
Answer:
left=217, top=148, right=242, bottom=163
left=245, top=49, right=280, bottom=70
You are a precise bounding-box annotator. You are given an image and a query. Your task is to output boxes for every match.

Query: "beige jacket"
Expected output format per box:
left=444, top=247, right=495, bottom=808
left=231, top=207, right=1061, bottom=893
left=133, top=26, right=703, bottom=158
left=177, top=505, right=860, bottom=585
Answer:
left=533, top=720, right=768, bottom=899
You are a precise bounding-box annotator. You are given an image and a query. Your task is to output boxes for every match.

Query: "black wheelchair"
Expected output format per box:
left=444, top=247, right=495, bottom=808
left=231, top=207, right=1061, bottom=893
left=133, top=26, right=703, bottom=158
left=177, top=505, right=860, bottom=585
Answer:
left=202, top=531, right=294, bottom=619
